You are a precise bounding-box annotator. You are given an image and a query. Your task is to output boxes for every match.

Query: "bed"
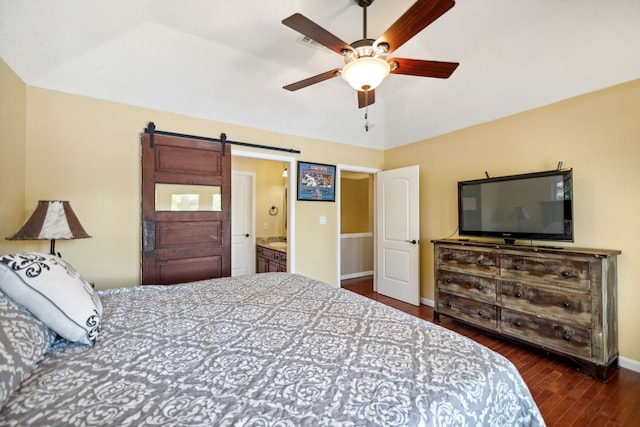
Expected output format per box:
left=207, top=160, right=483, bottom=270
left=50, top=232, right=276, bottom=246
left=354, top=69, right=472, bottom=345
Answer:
left=1, top=253, right=545, bottom=426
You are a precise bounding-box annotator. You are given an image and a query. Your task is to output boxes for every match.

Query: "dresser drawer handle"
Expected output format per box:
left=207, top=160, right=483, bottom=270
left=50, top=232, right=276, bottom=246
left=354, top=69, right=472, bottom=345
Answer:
left=445, top=278, right=452, bottom=284
left=477, top=311, right=485, bottom=318
left=478, top=259, right=485, bottom=265
left=476, top=285, right=484, bottom=291
left=514, top=264, right=521, bottom=271
left=514, top=321, right=522, bottom=327
left=515, top=292, right=523, bottom=298
left=563, top=302, right=571, bottom=308
left=562, top=271, right=570, bottom=278
left=446, top=302, right=452, bottom=308
left=447, top=255, right=454, bottom=261
left=562, top=334, right=571, bottom=341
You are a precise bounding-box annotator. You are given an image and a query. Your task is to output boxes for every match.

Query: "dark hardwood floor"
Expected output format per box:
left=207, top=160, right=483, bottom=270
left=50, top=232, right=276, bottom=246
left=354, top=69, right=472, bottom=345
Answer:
left=341, top=276, right=640, bottom=427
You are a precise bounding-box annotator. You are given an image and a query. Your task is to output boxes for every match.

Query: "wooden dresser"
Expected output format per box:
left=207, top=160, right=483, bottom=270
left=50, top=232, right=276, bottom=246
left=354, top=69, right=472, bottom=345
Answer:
left=432, top=239, right=621, bottom=381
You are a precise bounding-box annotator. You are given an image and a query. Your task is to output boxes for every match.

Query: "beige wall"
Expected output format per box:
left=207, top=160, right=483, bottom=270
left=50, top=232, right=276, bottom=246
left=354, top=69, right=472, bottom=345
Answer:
left=0, top=61, right=27, bottom=252
left=341, top=176, right=372, bottom=233
left=385, top=79, right=640, bottom=364
left=0, top=59, right=384, bottom=289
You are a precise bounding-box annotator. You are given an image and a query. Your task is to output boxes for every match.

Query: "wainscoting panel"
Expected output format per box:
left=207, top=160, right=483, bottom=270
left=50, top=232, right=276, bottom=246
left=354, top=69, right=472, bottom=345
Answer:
left=340, top=232, right=373, bottom=280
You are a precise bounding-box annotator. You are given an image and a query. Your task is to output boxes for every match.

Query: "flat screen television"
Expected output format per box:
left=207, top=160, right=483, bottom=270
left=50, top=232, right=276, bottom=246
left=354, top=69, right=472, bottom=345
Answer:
left=458, top=169, right=573, bottom=245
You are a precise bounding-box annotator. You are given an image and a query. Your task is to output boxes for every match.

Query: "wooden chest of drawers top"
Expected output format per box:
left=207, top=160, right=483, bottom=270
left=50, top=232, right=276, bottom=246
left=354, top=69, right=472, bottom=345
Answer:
left=435, top=240, right=619, bottom=287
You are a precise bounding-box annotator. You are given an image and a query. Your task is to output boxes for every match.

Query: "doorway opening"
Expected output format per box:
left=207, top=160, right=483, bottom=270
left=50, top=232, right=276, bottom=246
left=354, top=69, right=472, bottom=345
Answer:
left=231, top=150, right=295, bottom=275
left=337, top=165, right=380, bottom=288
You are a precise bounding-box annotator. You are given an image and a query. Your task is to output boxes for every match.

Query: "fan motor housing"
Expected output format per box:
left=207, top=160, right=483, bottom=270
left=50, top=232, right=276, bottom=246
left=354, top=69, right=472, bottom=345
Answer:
left=344, top=39, right=389, bottom=64
left=354, top=0, right=374, bottom=7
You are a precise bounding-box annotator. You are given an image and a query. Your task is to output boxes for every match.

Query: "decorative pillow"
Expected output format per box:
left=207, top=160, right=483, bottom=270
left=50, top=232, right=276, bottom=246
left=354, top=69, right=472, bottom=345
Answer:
left=0, top=290, right=55, bottom=410
left=0, top=252, right=102, bottom=346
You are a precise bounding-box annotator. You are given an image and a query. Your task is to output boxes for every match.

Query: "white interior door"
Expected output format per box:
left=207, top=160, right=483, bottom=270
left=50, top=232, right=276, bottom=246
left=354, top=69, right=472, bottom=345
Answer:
left=231, top=172, right=255, bottom=276
left=376, top=165, right=420, bottom=305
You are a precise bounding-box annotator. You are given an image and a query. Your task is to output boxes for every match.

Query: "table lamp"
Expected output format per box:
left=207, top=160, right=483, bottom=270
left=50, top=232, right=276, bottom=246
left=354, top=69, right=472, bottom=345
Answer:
left=6, top=200, right=91, bottom=256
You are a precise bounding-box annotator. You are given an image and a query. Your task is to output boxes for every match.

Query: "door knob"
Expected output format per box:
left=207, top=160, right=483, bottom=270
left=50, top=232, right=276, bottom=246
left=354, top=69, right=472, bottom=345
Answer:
left=245, top=233, right=250, bottom=238
left=407, top=239, right=418, bottom=245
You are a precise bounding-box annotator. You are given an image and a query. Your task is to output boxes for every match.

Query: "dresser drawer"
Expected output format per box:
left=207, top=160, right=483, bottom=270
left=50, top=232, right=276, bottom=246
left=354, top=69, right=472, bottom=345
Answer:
left=501, top=308, right=592, bottom=358
left=271, top=250, right=283, bottom=263
left=436, top=271, right=497, bottom=303
left=257, top=246, right=282, bottom=263
left=501, top=281, right=592, bottom=327
left=437, top=293, right=498, bottom=329
left=437, top=247, right=498, bottom=275
left=500, top=254, right=590, bottom=289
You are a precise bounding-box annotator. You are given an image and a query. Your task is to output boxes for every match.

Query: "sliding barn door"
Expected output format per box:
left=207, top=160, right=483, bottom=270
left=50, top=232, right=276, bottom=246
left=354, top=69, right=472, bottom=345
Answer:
left=141, top=132, right=231, bottom=285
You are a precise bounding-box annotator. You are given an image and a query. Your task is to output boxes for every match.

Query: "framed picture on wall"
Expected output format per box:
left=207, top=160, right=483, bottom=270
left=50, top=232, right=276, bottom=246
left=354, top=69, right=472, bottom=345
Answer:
left=297, top=161, right=336, bottom=202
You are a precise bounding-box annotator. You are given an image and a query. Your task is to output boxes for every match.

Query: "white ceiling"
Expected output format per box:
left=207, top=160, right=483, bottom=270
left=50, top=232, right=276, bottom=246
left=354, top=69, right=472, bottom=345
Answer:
left=1, top=0, right=639, bottom=150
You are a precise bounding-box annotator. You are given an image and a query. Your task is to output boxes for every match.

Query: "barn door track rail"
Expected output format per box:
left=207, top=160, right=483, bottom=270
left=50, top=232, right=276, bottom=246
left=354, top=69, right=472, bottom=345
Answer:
left=144, top=122, right=301, bottom=155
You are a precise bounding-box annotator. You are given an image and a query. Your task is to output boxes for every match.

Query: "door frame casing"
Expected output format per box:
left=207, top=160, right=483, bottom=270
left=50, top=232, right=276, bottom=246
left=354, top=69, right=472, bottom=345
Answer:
left=232, top=149, right=296, bottom=273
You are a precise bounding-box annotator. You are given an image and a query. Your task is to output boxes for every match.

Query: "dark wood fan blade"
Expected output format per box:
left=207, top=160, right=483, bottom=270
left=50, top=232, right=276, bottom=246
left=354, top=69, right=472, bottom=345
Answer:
left=390, top=58, right=459, bottom=78
left=282, top=13, right=354, bottom=55
left=357, top=89, right=376, bottom=109
left=283, top=68, right=341, bottom=91
left=375, top=0, right=455, bottom=54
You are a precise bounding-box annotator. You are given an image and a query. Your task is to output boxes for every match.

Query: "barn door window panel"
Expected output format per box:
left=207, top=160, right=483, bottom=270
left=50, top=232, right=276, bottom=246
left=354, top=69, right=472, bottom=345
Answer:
left=155, top=184, right=222, bottom=212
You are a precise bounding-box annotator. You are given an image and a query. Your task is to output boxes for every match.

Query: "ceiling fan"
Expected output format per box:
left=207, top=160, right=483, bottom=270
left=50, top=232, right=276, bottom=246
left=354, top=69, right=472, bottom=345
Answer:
left=282, top=0, right=460, bottom=109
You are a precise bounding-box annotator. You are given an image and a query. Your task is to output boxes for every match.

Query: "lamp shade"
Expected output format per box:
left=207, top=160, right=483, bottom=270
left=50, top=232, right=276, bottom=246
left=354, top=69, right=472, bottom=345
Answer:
left=7, top=201, right=91, bottom=241
left=341, top=57, right=391, bottom=91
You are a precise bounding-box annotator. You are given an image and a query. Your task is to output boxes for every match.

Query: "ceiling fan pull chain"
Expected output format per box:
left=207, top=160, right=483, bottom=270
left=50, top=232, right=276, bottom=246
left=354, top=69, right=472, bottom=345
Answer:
left=364, top=106, right=370, bottom=132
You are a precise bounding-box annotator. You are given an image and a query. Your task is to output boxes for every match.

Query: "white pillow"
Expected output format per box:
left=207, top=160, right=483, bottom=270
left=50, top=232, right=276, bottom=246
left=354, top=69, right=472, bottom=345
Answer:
left=0, top=252, right=102, bottom=346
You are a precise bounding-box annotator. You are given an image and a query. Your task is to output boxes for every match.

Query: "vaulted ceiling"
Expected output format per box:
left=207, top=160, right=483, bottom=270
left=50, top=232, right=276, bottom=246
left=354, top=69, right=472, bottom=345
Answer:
left=1, top=0, right=639, bottom=150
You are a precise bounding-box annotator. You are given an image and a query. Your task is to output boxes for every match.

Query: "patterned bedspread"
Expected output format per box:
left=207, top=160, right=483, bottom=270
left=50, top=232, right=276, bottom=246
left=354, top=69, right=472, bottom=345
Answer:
left=1, top=273, right=545, bottom=426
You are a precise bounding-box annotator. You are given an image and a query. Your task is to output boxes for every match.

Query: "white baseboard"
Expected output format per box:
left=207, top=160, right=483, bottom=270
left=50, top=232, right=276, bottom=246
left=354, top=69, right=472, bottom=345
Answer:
left=340, top=271, right=374, bottom=281
left=619, top=356, right=640, bottom=373
left=421, top=297, right=434, bottom=307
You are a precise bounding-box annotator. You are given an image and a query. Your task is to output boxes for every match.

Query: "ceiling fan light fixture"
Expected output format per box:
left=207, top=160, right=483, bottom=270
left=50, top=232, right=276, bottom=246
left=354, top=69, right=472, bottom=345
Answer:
left=341, top=56, right=390, bottom=91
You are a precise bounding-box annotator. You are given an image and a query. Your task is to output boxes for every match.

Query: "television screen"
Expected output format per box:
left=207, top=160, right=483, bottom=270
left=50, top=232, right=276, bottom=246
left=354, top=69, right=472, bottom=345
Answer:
left=458, top=169, right=573, bottom=244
